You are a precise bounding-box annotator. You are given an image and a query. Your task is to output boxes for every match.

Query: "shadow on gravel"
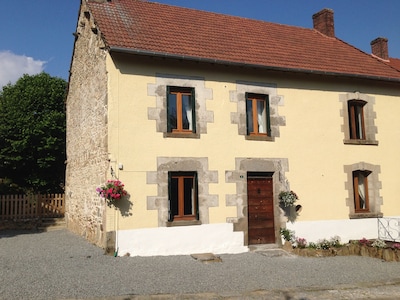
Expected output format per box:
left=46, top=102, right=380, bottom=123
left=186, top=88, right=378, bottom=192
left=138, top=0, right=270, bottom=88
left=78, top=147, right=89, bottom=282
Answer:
left=0, top=229, right=43, bottom=239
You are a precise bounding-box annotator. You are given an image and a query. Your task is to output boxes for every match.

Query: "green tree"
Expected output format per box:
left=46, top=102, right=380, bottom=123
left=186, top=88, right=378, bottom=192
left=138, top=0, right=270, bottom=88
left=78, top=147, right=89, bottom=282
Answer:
left=0, top=73, right=67, bottom=194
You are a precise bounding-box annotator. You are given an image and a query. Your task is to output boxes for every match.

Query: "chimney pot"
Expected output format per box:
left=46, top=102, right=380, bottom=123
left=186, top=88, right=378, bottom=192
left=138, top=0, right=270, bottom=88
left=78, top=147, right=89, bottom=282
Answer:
left=371, top=37, right=389, bottom=60
left=313, top=8, right=335, bottom=37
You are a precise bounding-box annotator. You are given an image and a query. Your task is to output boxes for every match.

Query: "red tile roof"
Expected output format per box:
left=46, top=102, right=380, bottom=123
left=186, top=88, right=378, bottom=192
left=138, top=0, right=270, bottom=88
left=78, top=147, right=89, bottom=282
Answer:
left=87, top=0, right=400, bottom=82
left=389, top=58, right=400, bottom=71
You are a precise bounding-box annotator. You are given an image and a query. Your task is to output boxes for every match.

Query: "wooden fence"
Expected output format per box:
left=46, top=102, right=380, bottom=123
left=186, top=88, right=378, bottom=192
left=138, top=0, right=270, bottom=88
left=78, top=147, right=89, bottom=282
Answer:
left=0, top=194, right=65, bottom=220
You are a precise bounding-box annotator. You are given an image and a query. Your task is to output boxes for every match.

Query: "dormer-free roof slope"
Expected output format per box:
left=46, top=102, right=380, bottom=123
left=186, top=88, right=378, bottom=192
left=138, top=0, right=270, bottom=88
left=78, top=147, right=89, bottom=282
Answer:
left=86, top=0, right=400, bottom=82
left=389, top=58, right=400, bottom=71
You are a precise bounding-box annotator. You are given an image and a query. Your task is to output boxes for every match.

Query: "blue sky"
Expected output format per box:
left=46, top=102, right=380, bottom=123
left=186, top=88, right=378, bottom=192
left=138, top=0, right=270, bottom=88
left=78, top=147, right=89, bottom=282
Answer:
left=1, top=0, right=399, bottom=88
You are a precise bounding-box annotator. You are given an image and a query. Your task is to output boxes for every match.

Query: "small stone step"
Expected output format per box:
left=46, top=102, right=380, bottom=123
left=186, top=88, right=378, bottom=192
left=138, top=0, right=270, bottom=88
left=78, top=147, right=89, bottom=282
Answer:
left=248, top=243, right=280, bottom=252
left=191, top=253, right=222, bottom=263
left=249, top=243, right=294, bottom=258
left=38, top=218, right=66, bottom=232
left=257, top=249, right=294, bottom=258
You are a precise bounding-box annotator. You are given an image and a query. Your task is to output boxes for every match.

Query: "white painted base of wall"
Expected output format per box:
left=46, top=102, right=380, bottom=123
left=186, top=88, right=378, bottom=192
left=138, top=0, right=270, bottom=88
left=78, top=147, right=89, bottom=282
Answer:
left=116, top=223, right=248, bottom=257
left=286, top=216, right=400, bottom=243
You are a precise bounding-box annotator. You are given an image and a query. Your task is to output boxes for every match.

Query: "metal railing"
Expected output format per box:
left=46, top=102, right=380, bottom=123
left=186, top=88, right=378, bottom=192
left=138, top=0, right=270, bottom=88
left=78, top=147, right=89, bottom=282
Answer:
left=378, top=217, right=400, bottom=242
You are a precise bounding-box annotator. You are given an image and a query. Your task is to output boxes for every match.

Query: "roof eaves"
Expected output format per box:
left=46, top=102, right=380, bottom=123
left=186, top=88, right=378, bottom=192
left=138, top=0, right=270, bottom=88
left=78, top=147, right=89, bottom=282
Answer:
left=110, top=46, right=400, bottom=83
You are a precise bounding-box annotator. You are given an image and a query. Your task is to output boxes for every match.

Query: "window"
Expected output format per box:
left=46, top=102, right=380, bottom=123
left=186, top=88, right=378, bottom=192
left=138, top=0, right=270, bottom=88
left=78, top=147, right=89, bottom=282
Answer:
left=352, top=170, right=371, bottom=212
left=167, top=87, right=195, bottom=133
left=348, top=100, right=366, bottom=140
left=344, top=162, right=382, bottom=219
left=340, top=92, right=378, bottom=145
left=168, top=172, right=198, bottom=221
left=246, top=93, right=270, bottom=136
left=230, top=81, right=284, bottom=141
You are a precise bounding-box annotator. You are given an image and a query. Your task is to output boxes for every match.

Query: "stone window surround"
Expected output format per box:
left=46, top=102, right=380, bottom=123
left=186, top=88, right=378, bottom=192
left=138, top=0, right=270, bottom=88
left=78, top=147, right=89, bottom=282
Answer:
left=230, top=81, right=285, bottom=141
left=344, top=162, right=383, bottom=219
left=225, top=157, right=289, bottom=245
left=147, top=157, right=218, bottom=227
left=340, top=91, right=378, bottom=145
left=147, top=74, right=214, bottom=138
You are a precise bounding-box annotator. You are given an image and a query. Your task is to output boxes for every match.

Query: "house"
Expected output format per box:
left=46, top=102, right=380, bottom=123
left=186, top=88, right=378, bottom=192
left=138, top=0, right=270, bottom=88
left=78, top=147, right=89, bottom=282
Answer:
left=66, top=0, right=400, bottom=256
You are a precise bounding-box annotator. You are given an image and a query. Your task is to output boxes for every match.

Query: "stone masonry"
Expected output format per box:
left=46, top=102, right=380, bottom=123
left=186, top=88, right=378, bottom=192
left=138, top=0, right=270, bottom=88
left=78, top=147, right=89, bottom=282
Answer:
left=65, top=1, right=111, bottom=250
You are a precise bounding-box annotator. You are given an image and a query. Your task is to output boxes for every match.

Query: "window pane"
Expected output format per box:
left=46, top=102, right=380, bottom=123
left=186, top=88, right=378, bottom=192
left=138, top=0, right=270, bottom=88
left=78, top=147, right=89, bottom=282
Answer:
left=181, top=94, right=192, bottom=130
left=183, top=177, right=194, bottom=215
left=170, top=177, right=179, bottom=217
left=168, top=94, right=177, bottom=131
left=353, top=170, right=370, bottom=212
left=246, top=99, right=254, bottom=134
left=355, top=105, right=363, bottom=139
left=257, top=100, right=266, bottom=133
left=357, top=173, right=366, bottom=209
left=169, top=172, right=198, bottom=221
left=348, top=101, right=365, bottom=140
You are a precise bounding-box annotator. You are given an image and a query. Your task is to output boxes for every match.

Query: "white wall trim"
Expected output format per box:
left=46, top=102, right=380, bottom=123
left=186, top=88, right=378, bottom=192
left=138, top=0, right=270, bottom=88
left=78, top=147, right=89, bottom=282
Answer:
left=117, top=223, right=248, bottom=257
left=286, top=216, right=400, bottom=243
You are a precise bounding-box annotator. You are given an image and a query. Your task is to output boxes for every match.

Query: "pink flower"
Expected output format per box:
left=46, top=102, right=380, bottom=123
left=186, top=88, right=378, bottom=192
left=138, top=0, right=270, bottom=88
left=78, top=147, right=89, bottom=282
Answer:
left=97, top=179, right=128, bottom=203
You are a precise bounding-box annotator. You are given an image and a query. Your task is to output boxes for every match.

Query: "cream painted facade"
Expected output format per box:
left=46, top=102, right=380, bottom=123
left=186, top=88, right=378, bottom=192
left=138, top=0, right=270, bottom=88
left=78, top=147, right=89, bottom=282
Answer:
left=66, top=3, right=400, bottom=256
left=105, top=53, right=400, bottom=256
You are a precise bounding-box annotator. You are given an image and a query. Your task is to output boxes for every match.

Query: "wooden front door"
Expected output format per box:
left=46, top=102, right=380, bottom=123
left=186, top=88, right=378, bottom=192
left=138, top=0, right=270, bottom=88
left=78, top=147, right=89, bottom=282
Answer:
left=247, top=174, right=275, bottom=244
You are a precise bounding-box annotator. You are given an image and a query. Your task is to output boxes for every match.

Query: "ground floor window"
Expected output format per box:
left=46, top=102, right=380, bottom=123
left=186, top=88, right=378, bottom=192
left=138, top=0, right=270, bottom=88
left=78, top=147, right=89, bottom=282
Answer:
left=353, top=170, right=371, bottom=212
left=344, top=162, right=382, bottom=219
left=168, top=172, right=198, bottom=221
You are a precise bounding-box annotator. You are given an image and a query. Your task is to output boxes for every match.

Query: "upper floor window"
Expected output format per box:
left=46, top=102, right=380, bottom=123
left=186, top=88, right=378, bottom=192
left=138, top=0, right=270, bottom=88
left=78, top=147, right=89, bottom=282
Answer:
left=352, top=170, right=371, bottom=212
left=246, top=93, right=270, bottom=136
left=168, top=172, right=199, bottom=222
left=348, top=100, right=366, bottom=140
left=167, top=87, right=195, bottom=134
left=340, top=92, right=378, bottom=145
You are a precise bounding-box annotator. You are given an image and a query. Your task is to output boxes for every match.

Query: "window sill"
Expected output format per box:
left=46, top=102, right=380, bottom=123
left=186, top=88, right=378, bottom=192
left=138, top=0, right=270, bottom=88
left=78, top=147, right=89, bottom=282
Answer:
left=164, top=132, right=200, bottom=139
left=344, top=139, right=378, bottom=146
left=245, top=135, right=275, bottom=142
left=349, top=212, right=383, bottom=219
left=166, top=220, right=202, bottom=227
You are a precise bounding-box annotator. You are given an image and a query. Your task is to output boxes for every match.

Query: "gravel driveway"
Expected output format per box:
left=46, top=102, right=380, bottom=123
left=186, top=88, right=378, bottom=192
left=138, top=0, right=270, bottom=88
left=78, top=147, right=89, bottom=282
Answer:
left=1, top=229, right=400, bottom=299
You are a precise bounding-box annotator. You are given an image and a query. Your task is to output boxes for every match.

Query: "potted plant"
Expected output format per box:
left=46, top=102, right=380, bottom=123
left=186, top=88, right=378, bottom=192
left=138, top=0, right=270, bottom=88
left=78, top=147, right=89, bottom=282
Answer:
left=279, top=190, right=298, bottom=207
left=96, top=179, right=127, bottom=206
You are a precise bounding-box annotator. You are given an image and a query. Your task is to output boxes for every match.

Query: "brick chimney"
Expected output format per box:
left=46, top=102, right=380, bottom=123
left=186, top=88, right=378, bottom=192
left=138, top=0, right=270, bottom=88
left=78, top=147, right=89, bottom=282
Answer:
left=370, top=37, right=389, bottom=60
left=312, top=8, right=335, bottom=37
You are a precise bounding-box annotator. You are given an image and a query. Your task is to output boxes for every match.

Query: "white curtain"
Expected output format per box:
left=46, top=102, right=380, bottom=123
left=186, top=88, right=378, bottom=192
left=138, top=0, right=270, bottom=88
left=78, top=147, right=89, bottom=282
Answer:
left=182, top=95, right=192, bottom=130
left=356, top=106, right=363, bottom=139
left=257, top=101, right=266, bottom=133
left=358, top=173, right=366, bottom=209
left=186, top=107, right=192, bottom=130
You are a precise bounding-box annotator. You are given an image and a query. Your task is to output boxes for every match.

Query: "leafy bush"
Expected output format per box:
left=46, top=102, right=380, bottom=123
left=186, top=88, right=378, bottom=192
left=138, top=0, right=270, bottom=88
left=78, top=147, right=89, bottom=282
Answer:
left=0, top=73, right=67, bottom=193
left=294, top=237, right=307, bottom=248
left=371, top=239, right=386, bottom=249
left=359, top=238, right=372, bottom=246
left=330, top=235, right=342, bottom=247
left=392, top=243, right=400, bottom=250
left=280, top=228, right=295, bottom=242
left=308, top=242, right=318, bottom=249
left=317, top=239, right=331, bottom=250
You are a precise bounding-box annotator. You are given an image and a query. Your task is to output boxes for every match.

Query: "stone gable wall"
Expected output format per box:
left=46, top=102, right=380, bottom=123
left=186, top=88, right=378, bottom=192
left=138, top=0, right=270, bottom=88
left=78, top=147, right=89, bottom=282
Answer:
left=65, top=1, right=109, bottom=249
